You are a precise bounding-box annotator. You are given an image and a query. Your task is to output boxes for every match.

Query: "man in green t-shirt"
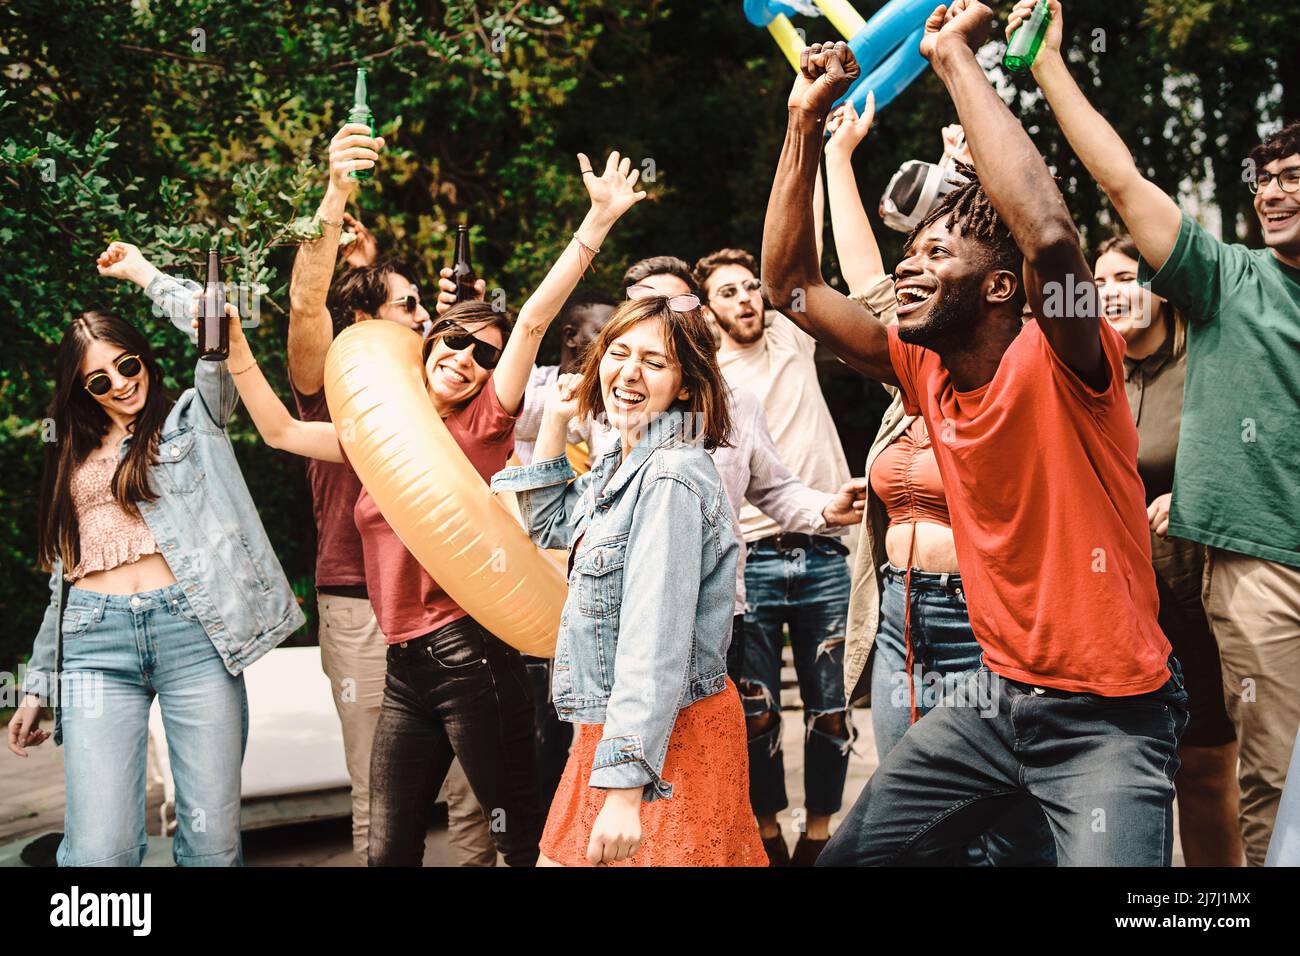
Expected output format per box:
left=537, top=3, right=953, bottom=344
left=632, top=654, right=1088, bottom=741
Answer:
left=1018, top=0, right=1300, bottom=865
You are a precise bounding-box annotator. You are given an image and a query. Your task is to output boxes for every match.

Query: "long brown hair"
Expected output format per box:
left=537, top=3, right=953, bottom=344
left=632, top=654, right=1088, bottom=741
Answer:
left=37, top=311, right=170, bottom=572
left=1095, top=234, right=1188, bottom=356
left=574, top=297, right=733, bottom=450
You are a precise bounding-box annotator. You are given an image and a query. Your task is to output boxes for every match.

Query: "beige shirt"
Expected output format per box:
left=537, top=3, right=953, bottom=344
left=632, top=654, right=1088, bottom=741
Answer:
left=718, top=311, right=851, bottom=542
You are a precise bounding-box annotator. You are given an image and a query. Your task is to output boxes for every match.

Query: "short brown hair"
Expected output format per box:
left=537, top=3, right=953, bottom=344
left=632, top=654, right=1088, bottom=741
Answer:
left=574, top=297, right=732, bottom=450
left=693, top=248, right=758, bottom=297
left=328, top=257, right=417, bottom=334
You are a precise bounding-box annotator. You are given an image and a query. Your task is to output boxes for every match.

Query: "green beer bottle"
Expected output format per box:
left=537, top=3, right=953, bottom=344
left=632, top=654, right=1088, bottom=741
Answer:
left=1003, top=0, right=1050, bottom=74
left=347, top=67, right=375, bottom=182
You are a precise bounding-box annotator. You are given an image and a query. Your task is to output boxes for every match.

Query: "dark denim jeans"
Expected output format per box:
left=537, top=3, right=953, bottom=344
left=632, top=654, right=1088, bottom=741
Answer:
left=741, top=538, right=853, bottom=817
left=523, top=654, right=574, bottom=810
left=820, top=659, right=1188, bottom=866
left=872, top=565, right=1056, bottom=866
left=368, top=617, right=543, bottom=867
left=726, top=614, right=746, bottom=685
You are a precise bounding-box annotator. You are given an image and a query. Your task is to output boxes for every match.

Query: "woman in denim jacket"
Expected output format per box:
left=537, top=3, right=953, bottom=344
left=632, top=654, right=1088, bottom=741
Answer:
left=491, top=295, right=765, bottom=866
left=6, top=242, right=305, bottom=866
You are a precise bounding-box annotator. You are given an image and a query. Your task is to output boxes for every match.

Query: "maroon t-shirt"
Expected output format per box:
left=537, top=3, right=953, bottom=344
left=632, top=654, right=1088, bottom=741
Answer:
left=292, top=381, right=367, bottom=588
left=353, top=375, right=517, bottom=644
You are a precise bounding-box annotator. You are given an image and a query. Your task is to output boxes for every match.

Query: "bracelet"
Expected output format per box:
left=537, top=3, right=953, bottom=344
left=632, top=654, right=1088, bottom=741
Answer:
left=317, top=214, right=344, bottom=229
left=229, top=360, right=257, bottom=375
left=573, top=232, right=600, bottom=275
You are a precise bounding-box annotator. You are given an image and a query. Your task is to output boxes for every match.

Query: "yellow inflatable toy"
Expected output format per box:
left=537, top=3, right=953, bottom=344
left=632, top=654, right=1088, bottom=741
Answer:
left=323, top=320, right=565, bottom=657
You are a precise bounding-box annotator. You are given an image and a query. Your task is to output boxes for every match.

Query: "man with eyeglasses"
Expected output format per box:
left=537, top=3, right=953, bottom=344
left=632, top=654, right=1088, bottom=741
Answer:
left=286, top=121, right=492, bottom=866
left=693, top=248, right=856, bottom=867
left=1021, top=0, right=1300, bottom=864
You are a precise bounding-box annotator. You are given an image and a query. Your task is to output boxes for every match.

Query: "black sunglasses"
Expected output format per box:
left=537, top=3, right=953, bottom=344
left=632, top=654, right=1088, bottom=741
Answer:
left=84, top=353, right=144, bottom=397
left=423, top=321, right=503, bottom=370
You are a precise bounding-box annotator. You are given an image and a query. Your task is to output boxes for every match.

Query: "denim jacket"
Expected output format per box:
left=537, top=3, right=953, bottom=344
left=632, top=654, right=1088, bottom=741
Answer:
left=491, top=415, right=738, bottom=802
left=23, top=273, right=305, bottom=736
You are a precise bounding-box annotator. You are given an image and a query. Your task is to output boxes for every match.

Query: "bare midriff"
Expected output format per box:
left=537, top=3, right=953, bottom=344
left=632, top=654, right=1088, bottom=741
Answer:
left=75, top=553, right=176, bottom=594
left=883, top=521, right=960, bottom=574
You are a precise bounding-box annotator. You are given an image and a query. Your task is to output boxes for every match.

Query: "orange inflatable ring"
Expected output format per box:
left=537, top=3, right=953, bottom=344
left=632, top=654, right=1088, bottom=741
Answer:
left=323, top=320, right=564, bottom=657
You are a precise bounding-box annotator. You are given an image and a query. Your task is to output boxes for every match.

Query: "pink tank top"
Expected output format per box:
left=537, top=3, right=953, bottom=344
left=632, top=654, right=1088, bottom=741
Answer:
left=68, top=456, right=159, bottom=581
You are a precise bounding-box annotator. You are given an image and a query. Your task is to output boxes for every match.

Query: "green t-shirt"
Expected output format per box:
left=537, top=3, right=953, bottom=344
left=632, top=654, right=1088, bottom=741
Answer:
left=1139, top=213, right=1300, bottom=567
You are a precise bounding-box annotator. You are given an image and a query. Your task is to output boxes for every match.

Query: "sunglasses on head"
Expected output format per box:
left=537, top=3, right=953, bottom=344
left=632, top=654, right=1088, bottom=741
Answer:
left=84, top=353, right=144, bottom=397
left=625, top=284, right=701, bottom=313
left=423, top=320, right=503, bottom=370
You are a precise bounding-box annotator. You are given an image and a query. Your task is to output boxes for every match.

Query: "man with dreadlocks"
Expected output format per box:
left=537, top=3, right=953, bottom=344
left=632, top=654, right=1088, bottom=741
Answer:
left=762, top=0, right=1186, bottom=866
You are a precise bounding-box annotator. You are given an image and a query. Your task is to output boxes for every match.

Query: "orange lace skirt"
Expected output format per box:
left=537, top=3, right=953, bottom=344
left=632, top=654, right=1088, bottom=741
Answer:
left=540, top=679, right=766, bottom=867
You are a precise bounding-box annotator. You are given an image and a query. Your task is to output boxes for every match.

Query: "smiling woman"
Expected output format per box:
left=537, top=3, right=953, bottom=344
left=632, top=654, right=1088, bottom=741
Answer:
left=7, top=243, right=306, bottom=867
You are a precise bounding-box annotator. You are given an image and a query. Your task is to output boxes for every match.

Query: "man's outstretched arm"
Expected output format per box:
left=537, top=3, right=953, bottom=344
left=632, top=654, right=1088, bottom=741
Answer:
left=926, top=1, right=1102, bottom=384
left=287, top=123, right=384, bottom=395
left=761, top=42, right=898, bottom=387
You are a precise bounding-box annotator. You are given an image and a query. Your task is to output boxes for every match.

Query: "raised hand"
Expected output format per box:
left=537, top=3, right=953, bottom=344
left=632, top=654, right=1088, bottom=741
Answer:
left=96, top=241, right=151, bottom=284
left=579, top=151, right=647, bottom=222
left=825, top=93, right=876, bottom=159
left=920, top=0, right=994, bottom=62
left=1006, top=0, right=1063, bottom=60
left=434, top=267, right=487, bottom=317
left=340, top=212, right=378, bottom=268
left=328, top=122, right=385, bottom=193
left=548, top=371, right=583, bottom=424
left=789, top=41, right=861, bottom=117
left=940, top=123, right=974, bottom=166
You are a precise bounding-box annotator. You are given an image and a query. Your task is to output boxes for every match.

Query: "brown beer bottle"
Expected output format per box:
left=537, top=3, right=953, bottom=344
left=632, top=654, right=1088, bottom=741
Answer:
left=199, top=247, right=229, bottom=361
left=452, top=224, right=477, bottom=303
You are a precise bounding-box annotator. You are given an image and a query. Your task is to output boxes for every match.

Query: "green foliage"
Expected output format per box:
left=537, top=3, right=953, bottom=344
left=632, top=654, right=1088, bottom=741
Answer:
left=1, top=0, right=1293, bottom=674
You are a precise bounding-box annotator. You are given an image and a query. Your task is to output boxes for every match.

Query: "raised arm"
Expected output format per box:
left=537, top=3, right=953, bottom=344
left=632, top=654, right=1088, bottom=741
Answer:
left=1011, top=0, right=1181, bottom=270
left=488, top=373, right=588, bottom=551
left=761, top=42, right=897, bottom=386
left=224, top=309, right=343, bottom=462
left=492, top=151, right=646, bottom=416
left=824, top=94, right=887, bottom=293
left=924, top=1, right=1101, bottom=383
left=97, top=241, right=239, bottom=428
left=288, top=123, right=385, bottom=395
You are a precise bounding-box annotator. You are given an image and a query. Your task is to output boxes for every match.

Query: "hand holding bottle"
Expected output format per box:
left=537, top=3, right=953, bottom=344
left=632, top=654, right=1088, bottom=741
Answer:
left=328, top=122, right=385, bottom=194
left=1006, top=0, right=1063, bottom=73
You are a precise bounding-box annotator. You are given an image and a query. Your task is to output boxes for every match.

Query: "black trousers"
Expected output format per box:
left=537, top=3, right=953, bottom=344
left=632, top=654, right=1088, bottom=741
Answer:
left=368, top=617, right=544, bottom=866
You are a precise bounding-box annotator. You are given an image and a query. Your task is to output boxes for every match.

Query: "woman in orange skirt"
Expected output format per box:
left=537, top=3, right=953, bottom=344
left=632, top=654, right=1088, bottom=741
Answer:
left=492, top=289, right=765, bottom=866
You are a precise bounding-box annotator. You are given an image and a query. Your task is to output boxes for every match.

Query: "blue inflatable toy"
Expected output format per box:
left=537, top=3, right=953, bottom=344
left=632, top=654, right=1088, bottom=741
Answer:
left=744, top=0, right=933, bottom=112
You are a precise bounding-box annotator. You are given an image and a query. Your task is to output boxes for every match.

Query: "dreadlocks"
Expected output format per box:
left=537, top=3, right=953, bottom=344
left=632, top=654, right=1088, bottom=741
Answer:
left=904, top=162, right=1024, bottom=283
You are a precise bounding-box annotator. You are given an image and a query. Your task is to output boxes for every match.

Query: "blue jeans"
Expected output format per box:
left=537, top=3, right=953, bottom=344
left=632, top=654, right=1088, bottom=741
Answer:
left=819, top=660, right=1188, bottom=866
left=871, top=565, right=984, bottom=759
left=872, top=564, right=1056, bottom=866
left=57, top=584, right=248, bottom=867
left=741, top=538, right=853, bottom=817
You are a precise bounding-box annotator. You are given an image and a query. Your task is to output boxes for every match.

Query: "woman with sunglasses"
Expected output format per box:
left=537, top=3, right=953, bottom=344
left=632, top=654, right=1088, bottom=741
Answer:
left=490, top=294, right=766, bottom=867
left=193, top=150, right=647, bottom=866
left=6, top=241, right=305, bottom=866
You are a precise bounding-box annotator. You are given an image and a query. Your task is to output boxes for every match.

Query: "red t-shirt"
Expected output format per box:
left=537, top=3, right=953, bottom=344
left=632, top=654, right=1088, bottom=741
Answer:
left=887, top=320, right=1171, bottom=696
left=292, top=381, right=367, bottom=588
left=352, top=376, right=517, bottom=644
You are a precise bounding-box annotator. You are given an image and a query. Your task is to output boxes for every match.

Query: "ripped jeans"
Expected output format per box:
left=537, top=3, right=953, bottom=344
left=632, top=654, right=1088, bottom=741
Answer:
left=741, top=538, right=853, bottom=817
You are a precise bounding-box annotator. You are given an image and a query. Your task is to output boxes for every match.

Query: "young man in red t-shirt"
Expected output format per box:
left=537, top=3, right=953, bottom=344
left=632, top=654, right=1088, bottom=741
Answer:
left=762, top=2, right=1186, bottom=866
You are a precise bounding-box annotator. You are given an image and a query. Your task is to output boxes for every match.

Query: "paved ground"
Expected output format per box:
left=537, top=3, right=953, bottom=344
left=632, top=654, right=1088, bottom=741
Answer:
left=2, top=649, right=1183, bottom=866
